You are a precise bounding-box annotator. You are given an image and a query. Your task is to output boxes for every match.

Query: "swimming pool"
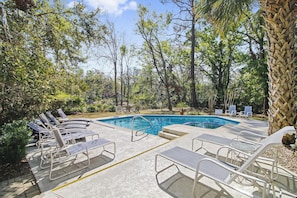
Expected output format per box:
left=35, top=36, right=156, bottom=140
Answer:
left=98, top=115, right=239, bottom=135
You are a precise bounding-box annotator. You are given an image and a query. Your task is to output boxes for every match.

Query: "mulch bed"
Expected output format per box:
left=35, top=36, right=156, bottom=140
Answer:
left=0, top=159, right=32, bottom=182
left=273, top=145, right=297, bottom=173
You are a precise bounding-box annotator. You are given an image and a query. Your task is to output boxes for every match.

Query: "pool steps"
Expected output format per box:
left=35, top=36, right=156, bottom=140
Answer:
left=158, top=128, right=186, bottom=140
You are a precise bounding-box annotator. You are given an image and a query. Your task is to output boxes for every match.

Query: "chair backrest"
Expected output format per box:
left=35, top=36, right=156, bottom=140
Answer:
left=234, top=126, right=295, bottom=177
left=244, top=106, right=252, bottom=115
left=57, top=108, right=67, bottom=119
left=52, top=127, right=66, bottom=148
left=225, top=126, right=295, bottom=184
left=28, top=121, right=49, bottom=133
left=229, top=105, right=236, bottom=114
left=39, top=113, right=53, bottom=129
left=28, top=121, right=41, bottom=132
left=215, top=109, right=223, bottom=115
left=46, top=111, right=60, bottom=125
left=116, top=106, right=122, bottom=112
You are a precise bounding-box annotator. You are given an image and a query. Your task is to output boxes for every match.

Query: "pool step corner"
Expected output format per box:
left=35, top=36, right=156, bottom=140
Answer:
left=158, top=128, right=186, bottom=140
left=158, top=131, right=179, bottom=140
left=162, top=128, right=187, bottom=136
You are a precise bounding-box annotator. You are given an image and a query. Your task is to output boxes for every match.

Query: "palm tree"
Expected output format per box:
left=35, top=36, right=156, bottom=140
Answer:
left=198, top=0, right=296, bottom=134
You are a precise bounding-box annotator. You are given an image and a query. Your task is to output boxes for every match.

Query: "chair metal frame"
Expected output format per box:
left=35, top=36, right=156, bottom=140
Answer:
left=155, top=126, right=295, bottom=198
left=49, top=127, right=116, bottom=180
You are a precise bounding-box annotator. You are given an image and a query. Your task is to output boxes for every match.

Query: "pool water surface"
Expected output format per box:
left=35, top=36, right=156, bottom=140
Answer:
left=98, top=115, right=239, bottom=135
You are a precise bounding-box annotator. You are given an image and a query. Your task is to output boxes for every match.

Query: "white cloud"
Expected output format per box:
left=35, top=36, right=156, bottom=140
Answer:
left=83, top=0, right=137, bottom=16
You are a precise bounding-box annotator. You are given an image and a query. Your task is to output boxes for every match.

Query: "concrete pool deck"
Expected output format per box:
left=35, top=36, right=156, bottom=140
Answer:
left=25, top=116, right=297, bottom=197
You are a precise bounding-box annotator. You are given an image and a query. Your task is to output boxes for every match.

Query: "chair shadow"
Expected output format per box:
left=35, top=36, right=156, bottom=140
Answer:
left=158, top=171, right=232, bottom=198
left=271, top=166, right=297, bottom=196
left=27, top=148, right=115, bottom=193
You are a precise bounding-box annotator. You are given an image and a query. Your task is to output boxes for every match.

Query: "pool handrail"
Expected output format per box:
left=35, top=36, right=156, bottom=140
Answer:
left=131, top=115, right=153, bottom=142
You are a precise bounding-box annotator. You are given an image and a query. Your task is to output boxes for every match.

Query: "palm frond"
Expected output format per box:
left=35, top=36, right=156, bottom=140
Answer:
left=197, top=0, right=255, bottom=32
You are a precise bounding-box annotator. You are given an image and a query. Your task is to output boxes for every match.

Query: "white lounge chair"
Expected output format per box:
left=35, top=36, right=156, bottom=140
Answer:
left=28, top=120, right=100, bottom=169
left=192, top=133, right=263, bottom=153
left=239, top=106, right=253, bottom=118
left=46, top=111, right=90, bottom=126
left=155, top=126, right=295, bottom=198
left=225, top=105, right=237, bottom=116
left=115, top=106, right=124, bottom=114
left=39, top=113, right=87, bottom=130
left=49, top=127, right=116, bottom=180
left=215, top=109, right=223, bottom=115
left=57, top=108, right=93, bottom=123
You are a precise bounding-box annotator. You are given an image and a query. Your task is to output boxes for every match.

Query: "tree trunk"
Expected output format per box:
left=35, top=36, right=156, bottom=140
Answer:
left=190, top=8, right=198, bottom=108
left=260, top=0, right=296, bottom=134
left=114, top=61, right=118, bottom=106
left=120, top=60, right=123, bottom=106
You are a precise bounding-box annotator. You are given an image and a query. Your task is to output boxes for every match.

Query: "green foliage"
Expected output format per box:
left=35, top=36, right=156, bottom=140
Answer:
left=97, top=103, right=110, bottom=112
left=176, top=102, right=187, bottom=108
left=0, top=120, right=31, bottom=164
left=109, top=105, right=116, bottom=112
left=87, top=105, right=97, bottom=113
left=0, top=0, right=104, bottom=125
left=196, top=25, right=241, bottom=107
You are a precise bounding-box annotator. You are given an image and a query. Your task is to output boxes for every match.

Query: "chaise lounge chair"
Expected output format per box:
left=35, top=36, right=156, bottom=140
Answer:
left=225, top=105, right=237, bottom=116
left=57, top=108, right=93, bottom=123
left=39, top=113, right=87, bottom=130
left=49, top=126, right=116, bottom=180
left=239, top=106, right=253, bottom=118
left=115, top=106, right=124, bottom=114
left=192, top=130, right=267, bottom=153
left=155, top=126, right=295, bottom=198
left=46, top=111, right=90, bottom=126
left=28, top=120, right=100, bottom=169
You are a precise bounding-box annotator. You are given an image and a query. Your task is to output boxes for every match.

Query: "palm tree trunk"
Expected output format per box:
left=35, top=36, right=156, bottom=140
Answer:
left=259, top=0, right=296, bottom=134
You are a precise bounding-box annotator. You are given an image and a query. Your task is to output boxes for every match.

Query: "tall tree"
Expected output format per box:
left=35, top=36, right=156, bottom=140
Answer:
left=119, top=45, right=127, bottom=106
left=198, top=0, right=296, bottom=134
left=161, top=0, right=199, bottom=108
left=100, top=22, right=122, bottom=106
left=237, top=11, right=268, bottom=114
left=137, top=6, right=175, bottom=111
left=121, top=45, right=136, bottom=106
left=0, top=0, right=103, bottom=125
left=197, top=25, right=240, bottom=109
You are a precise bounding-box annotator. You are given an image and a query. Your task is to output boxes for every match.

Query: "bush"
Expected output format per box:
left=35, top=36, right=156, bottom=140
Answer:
left=87, top=105, right=97, bottom=112
left=108, top=105, right=115, bottom=112
left=176, top=102, right=187, bottom=108
left=0, top=120, right=32, bottom=164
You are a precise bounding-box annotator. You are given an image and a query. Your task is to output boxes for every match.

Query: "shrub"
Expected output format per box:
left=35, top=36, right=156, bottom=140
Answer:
left=176, top=102, right=187, bottom=108
left=0, top=120, right=32, bottom=164
left=109, top=105, right=115, bottom=112
left=87, top=105, right=97, bottom=112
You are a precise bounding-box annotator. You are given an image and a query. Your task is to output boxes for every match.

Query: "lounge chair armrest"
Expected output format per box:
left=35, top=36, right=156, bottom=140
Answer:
left=50, top=142, right=87, bottom=157
left=216, top=145, right=251, bottom=157
left=247, top=112, right=252, bottom=116
left=232, top=137, right=263, bottom=146
left=196, top=157, right=268, bottom=184
left=238, top=130, right=267, bottom=141
left=216, top=146, right=277, bottom=168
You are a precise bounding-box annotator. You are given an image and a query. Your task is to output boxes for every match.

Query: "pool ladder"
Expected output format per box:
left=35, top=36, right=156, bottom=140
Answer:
left=131, top=115, right=152, bottom=142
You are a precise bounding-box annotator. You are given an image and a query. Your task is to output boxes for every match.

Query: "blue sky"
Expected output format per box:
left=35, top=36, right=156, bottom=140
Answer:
left=63, top=0, right=177, bottom=73
left=65, top=0, right=176, bottom=45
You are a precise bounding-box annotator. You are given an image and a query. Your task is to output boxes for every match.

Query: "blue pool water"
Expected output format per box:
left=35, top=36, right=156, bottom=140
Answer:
left=98, top=115, right=239, bottom=135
